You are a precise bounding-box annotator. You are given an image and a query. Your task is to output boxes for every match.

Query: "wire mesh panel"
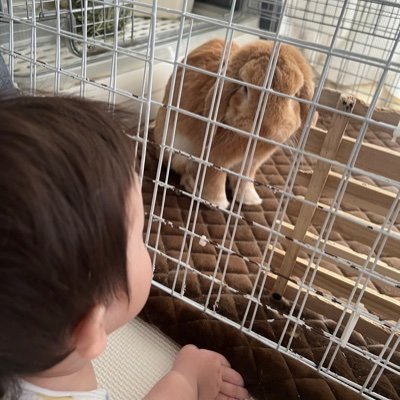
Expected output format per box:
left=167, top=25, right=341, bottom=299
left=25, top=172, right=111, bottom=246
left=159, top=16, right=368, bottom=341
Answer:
left=282, top=0, right=400, bottom=108
left=1, top=0, right=400, bottom=399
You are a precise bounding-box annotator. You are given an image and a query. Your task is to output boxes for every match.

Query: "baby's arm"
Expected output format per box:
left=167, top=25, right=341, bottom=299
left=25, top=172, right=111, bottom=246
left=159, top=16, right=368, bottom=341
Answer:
left=144, top=345, right=249, bottom=400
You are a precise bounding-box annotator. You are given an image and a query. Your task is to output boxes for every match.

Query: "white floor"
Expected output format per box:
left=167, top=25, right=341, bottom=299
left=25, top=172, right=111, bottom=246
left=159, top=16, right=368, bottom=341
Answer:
left=94, top=318, right=180, bottom=399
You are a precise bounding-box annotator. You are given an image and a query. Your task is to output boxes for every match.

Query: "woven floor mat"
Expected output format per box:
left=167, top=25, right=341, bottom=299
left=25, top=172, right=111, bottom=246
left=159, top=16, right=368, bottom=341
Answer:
left=140, top=113, right=400, bottom=399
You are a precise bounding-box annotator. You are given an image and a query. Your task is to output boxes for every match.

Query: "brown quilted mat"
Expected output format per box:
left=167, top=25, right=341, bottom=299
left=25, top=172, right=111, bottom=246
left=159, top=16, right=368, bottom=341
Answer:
left=139, top=112, right=400, bottom=399
left=141, top=290, right=399, bottom=400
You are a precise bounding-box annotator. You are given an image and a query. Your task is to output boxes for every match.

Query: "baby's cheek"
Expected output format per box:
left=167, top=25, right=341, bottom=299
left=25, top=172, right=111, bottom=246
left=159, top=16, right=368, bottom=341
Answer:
left=130, top=245, right=153, bottom=316
left=144, top=248, right=153, bottom=290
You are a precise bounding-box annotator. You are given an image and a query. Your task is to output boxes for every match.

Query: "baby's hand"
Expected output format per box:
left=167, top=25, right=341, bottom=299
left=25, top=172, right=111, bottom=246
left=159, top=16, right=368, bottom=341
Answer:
left=173, top=344, right=249, bottom=400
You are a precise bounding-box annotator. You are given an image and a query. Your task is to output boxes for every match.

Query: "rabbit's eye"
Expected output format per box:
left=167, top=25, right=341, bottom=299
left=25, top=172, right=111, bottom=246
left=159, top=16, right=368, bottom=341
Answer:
left=237, top=85, right=248, bottom=97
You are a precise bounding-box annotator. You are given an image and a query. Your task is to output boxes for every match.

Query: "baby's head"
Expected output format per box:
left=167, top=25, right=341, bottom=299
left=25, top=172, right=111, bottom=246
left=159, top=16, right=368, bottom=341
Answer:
left=0, top=96, right=152, bottom=397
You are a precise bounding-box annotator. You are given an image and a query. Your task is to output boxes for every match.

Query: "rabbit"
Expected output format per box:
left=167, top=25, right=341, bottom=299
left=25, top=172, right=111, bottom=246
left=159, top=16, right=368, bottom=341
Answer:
left=154, top=39, right=318, bottom=209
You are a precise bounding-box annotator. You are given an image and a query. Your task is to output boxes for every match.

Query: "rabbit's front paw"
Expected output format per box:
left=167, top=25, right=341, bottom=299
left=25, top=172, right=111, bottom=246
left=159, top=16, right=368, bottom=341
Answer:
left=229, top=176, right=262, bottom=206
left=241, top=184, right=262, bottom=206
left=180, top=173, right=196, bottom=194
left=181, top=170, right=230, bottom=209
left=212, top=196, right=230, bottom=210
left=202, top=185, right=230, bottom=209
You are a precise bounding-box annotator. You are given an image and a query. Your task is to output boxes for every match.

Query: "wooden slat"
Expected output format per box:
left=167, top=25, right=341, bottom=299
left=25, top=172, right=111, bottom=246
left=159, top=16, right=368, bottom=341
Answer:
left=268, top=246, right=400, bottom=322
left=278, top=220, right=400, bottom=283
left=306, top=126, right=400, bottom=182
left=273, top=94, right=356, bottom=296
left=296, top=169, right=397, bottom=220
left=287, top=199, right=400, bottom=258
left=320, top=88, right=400, bottom=133
left=262, top=89, right=400, bottom=342
left=262, top=270, right=391, bottom=343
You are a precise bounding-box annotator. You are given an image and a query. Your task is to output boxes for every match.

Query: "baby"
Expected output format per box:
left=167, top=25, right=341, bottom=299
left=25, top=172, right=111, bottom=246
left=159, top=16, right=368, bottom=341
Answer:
left=0, top=95, right=249, bottom=400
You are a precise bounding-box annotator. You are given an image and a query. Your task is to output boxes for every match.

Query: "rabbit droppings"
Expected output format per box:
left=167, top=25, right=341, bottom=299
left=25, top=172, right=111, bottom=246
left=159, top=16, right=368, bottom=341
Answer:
left=154, top=39, right=318, bottom=209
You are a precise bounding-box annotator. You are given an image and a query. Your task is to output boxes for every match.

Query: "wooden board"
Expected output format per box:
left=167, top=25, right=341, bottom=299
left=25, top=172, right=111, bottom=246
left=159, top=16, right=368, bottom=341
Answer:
left=278, top=219, right=400, bottom=283
left=267, top=246, right=400, bottom=322
left=320, top=88, right=400, bottom=133
left=296, top=170, right=397, bottom=220
left=278, top=273, right=390, bottom=343
left=273, top=94, right=356, bottom=296
left=262, top=269, right=393, bottom=344
left=287, top=198, right=400, bottom=258
left=306, top=126, right=400, bottom=182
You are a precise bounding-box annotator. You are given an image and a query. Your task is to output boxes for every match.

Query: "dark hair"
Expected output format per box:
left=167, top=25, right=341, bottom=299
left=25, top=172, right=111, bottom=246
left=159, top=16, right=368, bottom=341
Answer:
left=0, top=95, right=136, bottom=397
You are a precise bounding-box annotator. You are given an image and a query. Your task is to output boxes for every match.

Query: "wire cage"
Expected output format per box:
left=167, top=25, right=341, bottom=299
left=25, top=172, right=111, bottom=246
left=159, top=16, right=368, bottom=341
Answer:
left=1, top=0, right=400, bottom=399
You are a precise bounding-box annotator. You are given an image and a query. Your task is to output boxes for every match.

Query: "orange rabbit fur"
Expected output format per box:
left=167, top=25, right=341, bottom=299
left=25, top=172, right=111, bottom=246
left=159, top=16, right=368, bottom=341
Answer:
left=154, top=39, right=318, bottom=208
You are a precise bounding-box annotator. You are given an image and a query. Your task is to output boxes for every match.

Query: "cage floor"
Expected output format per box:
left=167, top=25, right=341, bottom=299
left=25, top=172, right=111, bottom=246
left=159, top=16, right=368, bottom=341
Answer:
left=140, top=111, right=400, bottom=399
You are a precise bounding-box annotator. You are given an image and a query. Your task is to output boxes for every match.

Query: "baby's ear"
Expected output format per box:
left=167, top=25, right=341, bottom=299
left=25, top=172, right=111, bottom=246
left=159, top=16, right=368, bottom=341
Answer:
left=72, top=304, right=107, bottom=360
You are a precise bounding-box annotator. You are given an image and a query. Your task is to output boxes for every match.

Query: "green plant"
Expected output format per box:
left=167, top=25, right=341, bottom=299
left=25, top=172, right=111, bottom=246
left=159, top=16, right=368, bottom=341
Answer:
left=72, top=0, right=131, bottom=38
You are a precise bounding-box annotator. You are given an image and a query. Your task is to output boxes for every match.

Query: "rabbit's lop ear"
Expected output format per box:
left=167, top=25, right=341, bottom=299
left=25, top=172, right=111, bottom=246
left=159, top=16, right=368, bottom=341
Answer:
left=272, top=57, right=304, bottom=96
left=203, top=41, right=241, bottom=123
left=203, top=79, right=238, bottom=123
left=298, top=78, right=315, bottom=125
left=278, top=44, right=316, bottom=126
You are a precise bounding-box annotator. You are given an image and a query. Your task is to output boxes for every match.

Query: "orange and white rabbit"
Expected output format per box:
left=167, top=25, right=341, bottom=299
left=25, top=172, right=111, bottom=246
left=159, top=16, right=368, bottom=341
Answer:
left=154, top=39, right=318, bottom=209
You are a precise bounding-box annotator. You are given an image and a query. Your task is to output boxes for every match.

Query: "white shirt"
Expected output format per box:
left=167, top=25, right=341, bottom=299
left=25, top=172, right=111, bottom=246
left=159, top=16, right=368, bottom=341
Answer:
left=19, top=381, right=110, bottom=400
